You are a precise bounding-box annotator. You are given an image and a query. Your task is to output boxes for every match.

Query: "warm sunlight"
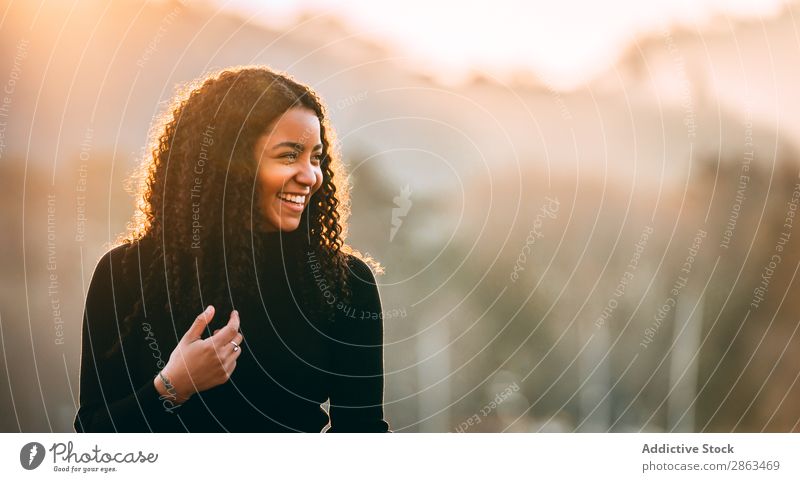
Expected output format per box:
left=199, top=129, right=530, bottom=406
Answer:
left=5, top=2, right=800, bottom=473
left=217, top=0, right=791, bottom=89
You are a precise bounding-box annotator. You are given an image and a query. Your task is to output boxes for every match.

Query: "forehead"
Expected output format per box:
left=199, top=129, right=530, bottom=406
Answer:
left=266, top=107, right=321, bottom=142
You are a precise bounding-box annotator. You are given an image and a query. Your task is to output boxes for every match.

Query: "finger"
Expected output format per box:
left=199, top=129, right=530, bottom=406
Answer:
left=212, top=310, right=240, bottom=348
left=223, top=358, right=237, bottom=378
left=213, top=328, right=221, bottom=335
left=228, top=332, right=244, bottom=358
left=183, top=305, right=214, bottom=342
left=216, top=331, right=244, bottom=362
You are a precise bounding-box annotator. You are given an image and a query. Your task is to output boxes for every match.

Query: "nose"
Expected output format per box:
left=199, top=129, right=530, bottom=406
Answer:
left=294, top=156, right=316, bottom=187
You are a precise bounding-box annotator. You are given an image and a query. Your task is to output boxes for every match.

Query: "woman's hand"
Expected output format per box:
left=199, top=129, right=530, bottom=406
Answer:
left=154, top=305, right=243, bottom=404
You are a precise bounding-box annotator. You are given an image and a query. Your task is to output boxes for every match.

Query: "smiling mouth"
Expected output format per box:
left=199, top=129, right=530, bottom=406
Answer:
left=277, top=191, right=307, bottom=204
left=276, top=192, right=307, bottom=212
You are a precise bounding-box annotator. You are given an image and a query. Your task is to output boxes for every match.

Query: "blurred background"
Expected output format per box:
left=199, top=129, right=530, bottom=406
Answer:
left=2, top=0, right=800, bottom=432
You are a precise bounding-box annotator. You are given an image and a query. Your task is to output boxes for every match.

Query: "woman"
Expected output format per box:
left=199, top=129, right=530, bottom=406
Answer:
left=74, top=66, right=391, bottom=432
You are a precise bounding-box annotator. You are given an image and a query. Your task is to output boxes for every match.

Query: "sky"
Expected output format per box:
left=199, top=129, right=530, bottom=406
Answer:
left=214, top=0, right=792, bottom=90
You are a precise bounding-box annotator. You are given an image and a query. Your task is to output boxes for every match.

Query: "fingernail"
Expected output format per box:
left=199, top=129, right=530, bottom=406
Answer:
left=205, top=305, right=213, bottom=313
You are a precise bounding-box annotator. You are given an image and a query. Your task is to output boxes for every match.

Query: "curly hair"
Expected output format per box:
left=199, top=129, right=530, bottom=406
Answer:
left=103, top=65, right=382, bottom=359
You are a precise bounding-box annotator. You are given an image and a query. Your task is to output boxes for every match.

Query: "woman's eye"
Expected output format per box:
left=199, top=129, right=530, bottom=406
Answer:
left=279, top=152, right=322, bottom=164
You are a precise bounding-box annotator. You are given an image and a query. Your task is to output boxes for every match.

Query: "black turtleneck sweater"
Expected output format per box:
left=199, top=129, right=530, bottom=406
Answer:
left=73, top=233, right=391, bottom=432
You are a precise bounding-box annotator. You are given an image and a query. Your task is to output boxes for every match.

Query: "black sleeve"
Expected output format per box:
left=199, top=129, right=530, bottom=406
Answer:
left=327, top=256, right=391, bottom=433
left=73, top=246, right=182, bottom=432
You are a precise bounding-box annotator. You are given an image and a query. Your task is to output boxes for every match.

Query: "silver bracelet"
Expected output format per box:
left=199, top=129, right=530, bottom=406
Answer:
left=157, top=370, right=183, bottom=405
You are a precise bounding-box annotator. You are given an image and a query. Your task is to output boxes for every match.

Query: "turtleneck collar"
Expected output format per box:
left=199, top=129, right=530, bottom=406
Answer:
left=257, top=228, right=311, bottom=248
left=255, top=228, right=314, bottom=272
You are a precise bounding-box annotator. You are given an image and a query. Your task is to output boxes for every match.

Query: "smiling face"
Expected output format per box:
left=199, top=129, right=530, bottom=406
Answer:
left=254, top=107, right=324, bottom=232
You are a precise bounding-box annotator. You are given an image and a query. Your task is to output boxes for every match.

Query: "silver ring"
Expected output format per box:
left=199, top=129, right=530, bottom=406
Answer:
left=230, top=340, right=240, bottom=352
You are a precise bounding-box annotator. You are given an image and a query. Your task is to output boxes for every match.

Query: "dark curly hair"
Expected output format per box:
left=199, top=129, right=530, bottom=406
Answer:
left=103, top=65, right=382, bottom=359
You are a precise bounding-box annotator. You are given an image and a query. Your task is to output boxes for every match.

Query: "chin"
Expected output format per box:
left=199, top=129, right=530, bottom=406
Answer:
left=271, top=219, right=301, bottom=232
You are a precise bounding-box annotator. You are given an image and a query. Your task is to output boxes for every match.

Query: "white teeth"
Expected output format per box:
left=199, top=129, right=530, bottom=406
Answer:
left=278, top=193, right=305, bottom=205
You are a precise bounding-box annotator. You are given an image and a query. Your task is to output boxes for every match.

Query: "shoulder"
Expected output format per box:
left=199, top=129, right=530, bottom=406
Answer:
left=89, top=239, right=152, bottom=291
left=344, top=254, right=384, bottom=301
left=100, top=242, right=132, bottom=262
left=340, top=253, right=383, bottom=316
left=333, top=254, right=384, bottom=336
left=92, top=243, right=128, bottom=277
left=345, top=253, right=377, bottom=283
left=93, top=242, right=134, bottom=275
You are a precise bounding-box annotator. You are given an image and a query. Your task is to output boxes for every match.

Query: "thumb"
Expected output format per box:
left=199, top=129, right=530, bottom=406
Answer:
left=183, top=305, right=214, bottom=342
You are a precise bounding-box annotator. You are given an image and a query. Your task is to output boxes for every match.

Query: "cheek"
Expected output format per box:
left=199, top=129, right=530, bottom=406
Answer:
left=314, top=170, right=324, bottom=191
left=258, top=166, right=281, bottom=195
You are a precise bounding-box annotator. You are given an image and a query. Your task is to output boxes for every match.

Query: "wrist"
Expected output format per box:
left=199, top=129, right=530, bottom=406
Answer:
left=154, top=369, right=190, bottom=405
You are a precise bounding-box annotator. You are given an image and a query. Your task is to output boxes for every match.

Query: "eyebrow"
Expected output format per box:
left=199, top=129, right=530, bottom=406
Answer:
left=271, top=141, right=323, bottom=152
